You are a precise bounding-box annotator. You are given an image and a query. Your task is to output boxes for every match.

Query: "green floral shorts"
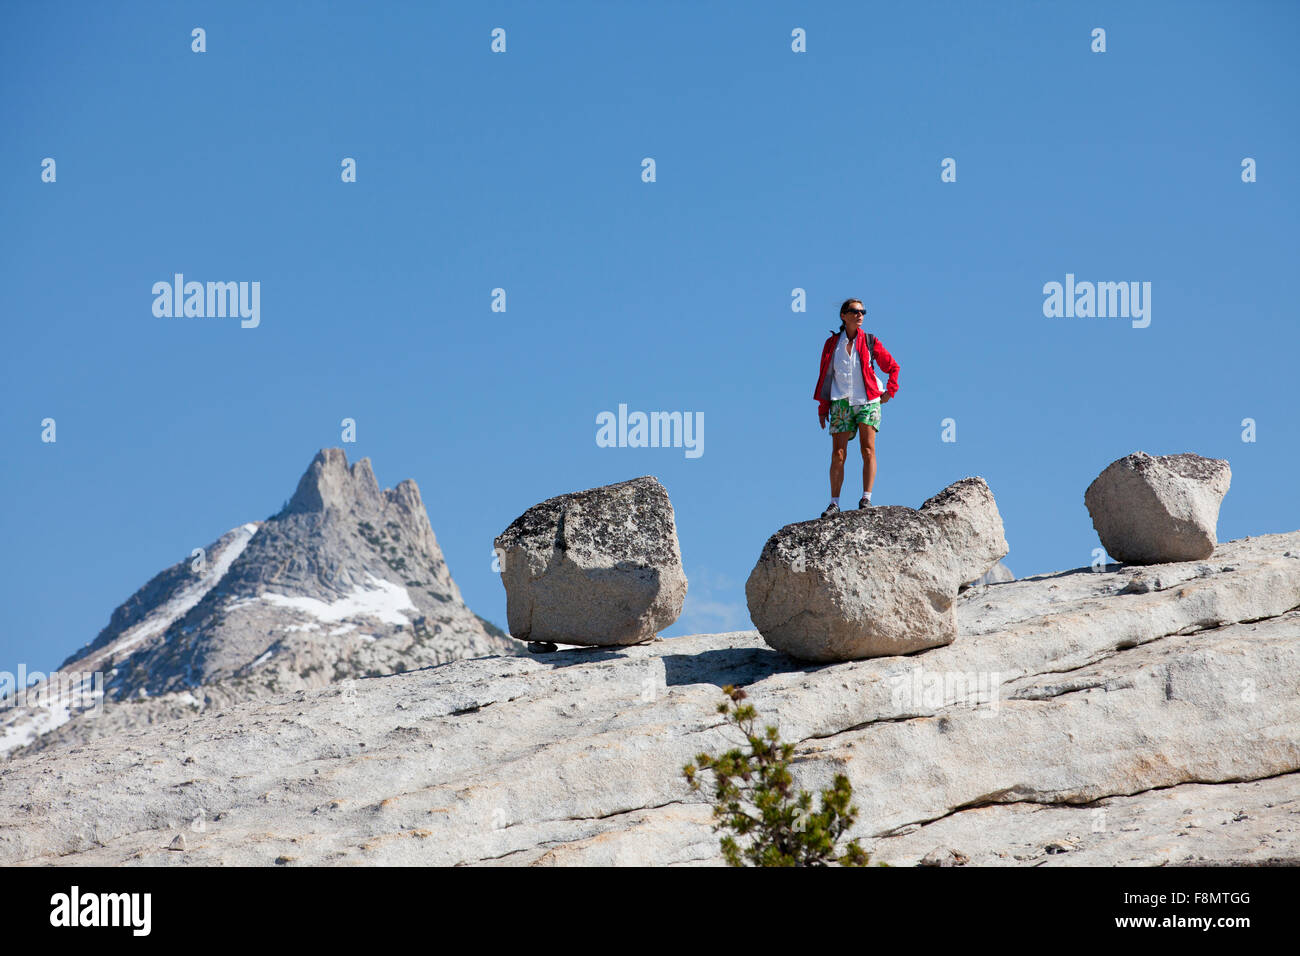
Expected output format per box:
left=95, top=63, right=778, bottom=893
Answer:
left=829, top=398, right=881, bottom=434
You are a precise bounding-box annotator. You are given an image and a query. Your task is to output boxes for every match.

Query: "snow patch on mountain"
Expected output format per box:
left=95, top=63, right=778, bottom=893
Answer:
left=230, top=574, right=416, bottom=627
left=0, top=697, right=71, bottom=754
left=83, top=523, right=260, bottom=668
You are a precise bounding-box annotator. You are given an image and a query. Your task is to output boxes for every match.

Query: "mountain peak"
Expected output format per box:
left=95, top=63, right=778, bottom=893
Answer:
left=1, top=449, right=519, bottom=757
left=286, top=448, right=382, bottom=515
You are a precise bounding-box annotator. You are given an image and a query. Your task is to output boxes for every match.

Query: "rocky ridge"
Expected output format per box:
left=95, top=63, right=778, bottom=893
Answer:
left=2, top=528, right=1297, bottom=866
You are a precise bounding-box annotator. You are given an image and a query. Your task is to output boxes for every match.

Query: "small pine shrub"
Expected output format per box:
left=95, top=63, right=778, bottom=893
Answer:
left=684, top=685, right=873, bottom=867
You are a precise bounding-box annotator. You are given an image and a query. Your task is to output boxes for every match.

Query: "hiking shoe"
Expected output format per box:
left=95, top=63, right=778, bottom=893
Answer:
left=858, top=496, right=872, bottom=509
left=820, top=503, right=840, bottom=518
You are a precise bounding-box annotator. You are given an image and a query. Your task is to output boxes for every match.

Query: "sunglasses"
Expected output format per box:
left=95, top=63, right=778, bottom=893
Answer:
left=842, top=308, right=865, bottom=316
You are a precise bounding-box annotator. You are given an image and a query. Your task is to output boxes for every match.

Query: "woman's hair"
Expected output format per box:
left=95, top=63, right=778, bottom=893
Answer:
left=837, top=298, right=864, bottom=332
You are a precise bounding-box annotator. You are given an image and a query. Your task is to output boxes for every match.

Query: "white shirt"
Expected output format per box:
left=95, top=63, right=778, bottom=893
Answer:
left=830, top=332, right=871, bottom=405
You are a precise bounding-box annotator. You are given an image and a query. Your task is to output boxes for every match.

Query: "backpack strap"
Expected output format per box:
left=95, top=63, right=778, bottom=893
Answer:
left=866, top=333, right=875, bottom=372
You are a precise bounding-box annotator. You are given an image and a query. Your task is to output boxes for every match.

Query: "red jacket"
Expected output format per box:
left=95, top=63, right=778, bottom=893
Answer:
left=814, top=329, right=900, bottom=417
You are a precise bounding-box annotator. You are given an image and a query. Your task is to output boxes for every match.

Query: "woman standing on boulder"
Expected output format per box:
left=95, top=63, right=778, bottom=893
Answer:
left=814, top=298, right=900, bottom=517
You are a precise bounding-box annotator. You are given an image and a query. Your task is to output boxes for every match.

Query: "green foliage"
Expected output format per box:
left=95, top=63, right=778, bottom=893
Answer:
left=684, top=685, right=874, bottom=867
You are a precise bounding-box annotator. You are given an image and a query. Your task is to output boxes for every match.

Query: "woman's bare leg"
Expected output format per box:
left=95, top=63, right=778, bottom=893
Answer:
left=830, top=429, right=853, bottom=497
left=858, top=423, right=877, bottom=494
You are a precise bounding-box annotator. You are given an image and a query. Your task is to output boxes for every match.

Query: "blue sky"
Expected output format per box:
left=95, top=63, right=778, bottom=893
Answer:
left=3, top=1, right=1298, bottom=673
